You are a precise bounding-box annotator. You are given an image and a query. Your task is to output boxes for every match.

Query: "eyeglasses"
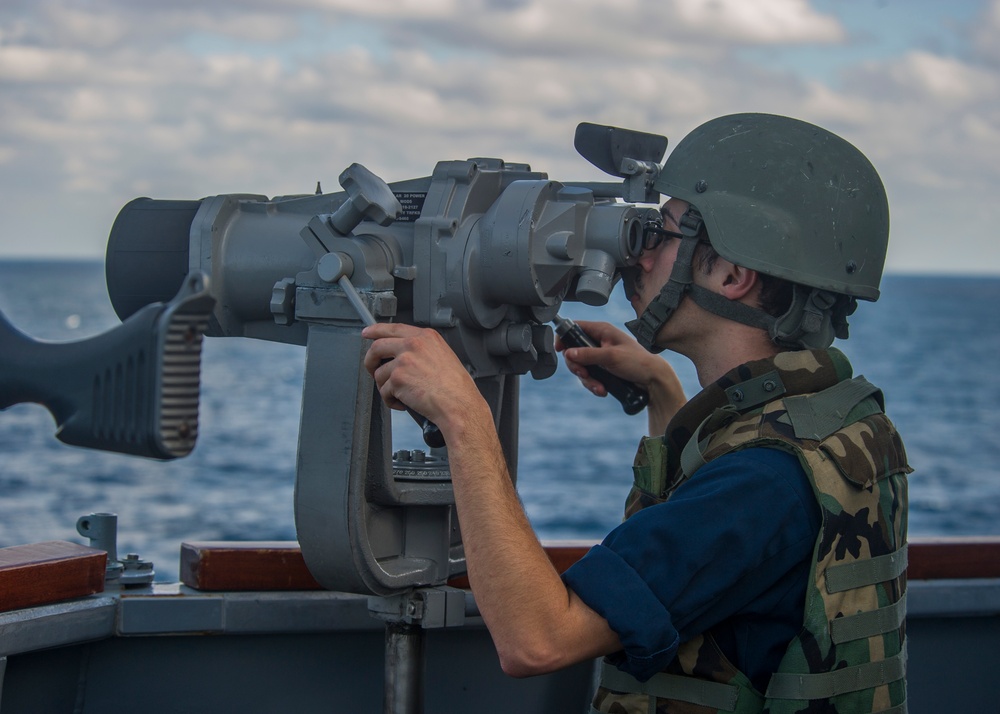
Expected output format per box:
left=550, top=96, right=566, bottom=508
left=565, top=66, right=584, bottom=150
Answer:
left=641, top=219, right=686, bottom=252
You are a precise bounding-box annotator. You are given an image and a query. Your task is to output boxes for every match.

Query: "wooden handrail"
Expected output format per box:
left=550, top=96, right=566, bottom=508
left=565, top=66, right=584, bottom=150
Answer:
left=180, top=541, right=320, bottom=591
left=177, top=537, right=1000, bottom=591
left=0, top=541, right=106, bottom=612
left=905, top=536, right=1000, bottom=580
left=3, top=537, right=996, bottom=605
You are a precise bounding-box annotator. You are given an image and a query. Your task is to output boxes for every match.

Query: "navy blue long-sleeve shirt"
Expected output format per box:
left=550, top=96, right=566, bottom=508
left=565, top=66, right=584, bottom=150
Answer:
left=562, top=447, right=821, bottom=692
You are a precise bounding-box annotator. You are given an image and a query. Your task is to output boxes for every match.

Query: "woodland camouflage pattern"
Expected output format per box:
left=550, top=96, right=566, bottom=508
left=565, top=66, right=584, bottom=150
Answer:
left=595, top=349, right=910, bottom=714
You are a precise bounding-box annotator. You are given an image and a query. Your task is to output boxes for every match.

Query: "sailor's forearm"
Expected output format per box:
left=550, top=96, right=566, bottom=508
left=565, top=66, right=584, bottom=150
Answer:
left=646, top=365, right=686, bottom=436
left=439, top=403, right=620, bottom=676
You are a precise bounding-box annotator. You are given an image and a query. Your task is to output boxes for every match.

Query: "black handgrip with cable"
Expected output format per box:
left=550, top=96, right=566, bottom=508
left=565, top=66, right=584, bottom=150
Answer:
left=407, top=407, right=445, bottom=448
left=553, top=315, right=649, bottom=415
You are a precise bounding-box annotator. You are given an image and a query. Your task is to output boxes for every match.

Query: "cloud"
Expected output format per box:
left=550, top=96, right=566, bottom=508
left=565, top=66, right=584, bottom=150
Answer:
left=317, top=0, right=846, bottom=60
left=885, top=50, right=998, bottom=102
left=672, top=0, right=844, bottom=44
left=971, top=0, right=1000, bottom=66
left=0, top=0, right=996, bottom=274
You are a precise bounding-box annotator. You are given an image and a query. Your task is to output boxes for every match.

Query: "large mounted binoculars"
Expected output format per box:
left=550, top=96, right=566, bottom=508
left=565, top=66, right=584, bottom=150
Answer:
left=105, top=123, right=667, bottom=372
left=1, top=123, right=668, bottom=594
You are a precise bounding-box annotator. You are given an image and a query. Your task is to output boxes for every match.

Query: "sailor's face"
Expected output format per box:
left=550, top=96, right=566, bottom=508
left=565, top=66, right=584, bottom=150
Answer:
left=627, top=198, right=687, bottom=317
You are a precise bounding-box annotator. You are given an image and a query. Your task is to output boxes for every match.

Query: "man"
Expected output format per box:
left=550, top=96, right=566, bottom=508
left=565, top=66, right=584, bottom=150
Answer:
left=363, top=113, right=910, bottom=713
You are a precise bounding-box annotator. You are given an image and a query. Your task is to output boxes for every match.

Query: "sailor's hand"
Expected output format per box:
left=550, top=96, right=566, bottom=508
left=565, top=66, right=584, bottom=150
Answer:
left=557, top=320, right=686, bottom=433
left=362, top=323, right=481, bottom=430
left=558, top=321, right=650, bottom=395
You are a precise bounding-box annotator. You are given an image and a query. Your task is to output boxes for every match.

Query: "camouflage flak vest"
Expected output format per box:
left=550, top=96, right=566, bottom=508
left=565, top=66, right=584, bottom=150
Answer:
left=592, top=349, right=911, bottom=714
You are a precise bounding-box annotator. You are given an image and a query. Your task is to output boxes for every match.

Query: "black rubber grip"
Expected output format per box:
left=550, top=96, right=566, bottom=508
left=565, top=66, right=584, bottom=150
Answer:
left=554, top=316, right=649, bottom=415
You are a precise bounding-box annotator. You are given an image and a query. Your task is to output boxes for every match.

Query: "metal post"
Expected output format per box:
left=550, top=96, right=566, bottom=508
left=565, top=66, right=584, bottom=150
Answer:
left=76, top=512, right=124, bottom=583
left=0, top=655, right=6, bottom=714
left=369, top=587, right=466, bottom=714
left=383, top=621, right=426, bottom=714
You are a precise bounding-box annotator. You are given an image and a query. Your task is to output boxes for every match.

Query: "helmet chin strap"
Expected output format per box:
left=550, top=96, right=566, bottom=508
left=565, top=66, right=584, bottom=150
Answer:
left=624, top=206, right=854, bottom=353
left=625, top=206, right=777, bottom=352
left=628, top=270, right=849, bottom=353
left=625, top=233, right=700, bottom=353
left=625, top=206, right=706, bottom=352
left=625, top=241, right=778, bottom=353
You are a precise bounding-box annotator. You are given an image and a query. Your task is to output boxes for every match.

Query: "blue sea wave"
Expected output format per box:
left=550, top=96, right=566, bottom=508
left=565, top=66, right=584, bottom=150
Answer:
left=1, top=260, right=998, bottom=581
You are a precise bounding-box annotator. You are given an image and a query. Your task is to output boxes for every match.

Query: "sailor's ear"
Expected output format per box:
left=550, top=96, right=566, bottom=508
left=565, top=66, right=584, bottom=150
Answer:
left=718, top=262, right=759, bottom=301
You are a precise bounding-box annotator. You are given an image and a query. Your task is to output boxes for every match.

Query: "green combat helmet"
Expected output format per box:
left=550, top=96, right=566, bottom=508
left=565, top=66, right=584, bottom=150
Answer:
left=627, top=113, right=890, bottom=352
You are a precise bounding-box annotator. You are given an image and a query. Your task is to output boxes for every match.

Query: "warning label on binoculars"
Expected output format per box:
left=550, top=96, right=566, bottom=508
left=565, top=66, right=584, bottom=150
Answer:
left=394, top=192, right=427, bottom=223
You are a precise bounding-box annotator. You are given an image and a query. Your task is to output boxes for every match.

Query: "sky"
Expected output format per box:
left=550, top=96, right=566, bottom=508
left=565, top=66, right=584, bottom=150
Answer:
left=1, top=0, right=998, bottom=274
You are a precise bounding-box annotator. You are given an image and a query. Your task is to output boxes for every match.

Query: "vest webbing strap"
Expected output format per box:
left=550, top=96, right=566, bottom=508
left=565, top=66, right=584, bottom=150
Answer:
left=600, top=660, right=739, bottom=712
left=723, top=370, right=787, bottom=411
left=679, top=406, right=738, bottom=478
left=826, top=546, right=908, bottom=594
left=831, top=592, right=907, bottom=644
left=873, top=702, right=908, bottom=714
left=765, top=648, right=906, bottom=700
left=679, top=422, right=708, bottom=479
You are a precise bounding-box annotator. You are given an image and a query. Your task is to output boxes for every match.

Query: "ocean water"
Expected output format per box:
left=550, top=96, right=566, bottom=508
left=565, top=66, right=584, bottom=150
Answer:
left=1, top=260, right=998, bottom=582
